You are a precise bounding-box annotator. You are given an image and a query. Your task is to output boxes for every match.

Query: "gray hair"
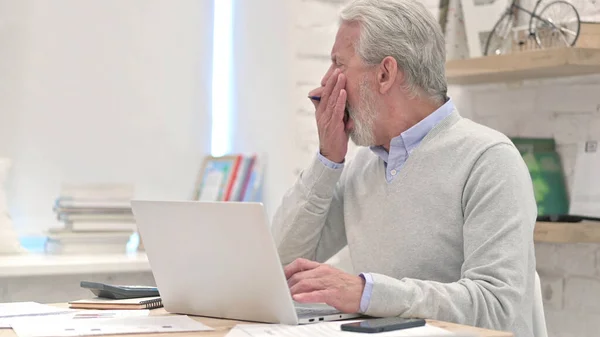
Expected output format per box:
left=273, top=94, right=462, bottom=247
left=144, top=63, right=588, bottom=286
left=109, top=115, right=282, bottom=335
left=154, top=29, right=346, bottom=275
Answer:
left=340, top=0, right=447, bottom=103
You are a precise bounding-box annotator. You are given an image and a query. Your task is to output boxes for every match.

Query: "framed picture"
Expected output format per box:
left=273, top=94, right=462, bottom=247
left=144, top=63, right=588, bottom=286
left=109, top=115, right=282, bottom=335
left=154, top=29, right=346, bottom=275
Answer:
left=192, top=155, right=239, bottom=201
left=192, top=154, right=263, bottom=202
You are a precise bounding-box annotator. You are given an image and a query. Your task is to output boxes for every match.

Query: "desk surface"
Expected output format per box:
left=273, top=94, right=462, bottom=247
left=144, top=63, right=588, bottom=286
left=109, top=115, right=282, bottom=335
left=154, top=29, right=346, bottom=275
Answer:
left=0, top=307, right=512, bottom=337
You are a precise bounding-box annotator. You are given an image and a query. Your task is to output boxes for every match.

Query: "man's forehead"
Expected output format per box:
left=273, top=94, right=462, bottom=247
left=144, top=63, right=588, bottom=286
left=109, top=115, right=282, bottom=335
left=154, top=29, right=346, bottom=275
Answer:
left=331, top=21, right=360, bottom=58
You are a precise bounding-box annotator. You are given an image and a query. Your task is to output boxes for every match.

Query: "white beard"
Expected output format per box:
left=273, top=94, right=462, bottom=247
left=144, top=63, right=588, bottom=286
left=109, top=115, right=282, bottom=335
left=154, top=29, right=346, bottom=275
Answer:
left=348, top=78, right=377, bottom=146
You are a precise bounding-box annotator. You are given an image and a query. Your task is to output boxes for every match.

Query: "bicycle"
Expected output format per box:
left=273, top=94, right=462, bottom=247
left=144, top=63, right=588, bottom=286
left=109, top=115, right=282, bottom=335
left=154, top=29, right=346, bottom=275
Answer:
left=484, top=0, right=581, bottom=56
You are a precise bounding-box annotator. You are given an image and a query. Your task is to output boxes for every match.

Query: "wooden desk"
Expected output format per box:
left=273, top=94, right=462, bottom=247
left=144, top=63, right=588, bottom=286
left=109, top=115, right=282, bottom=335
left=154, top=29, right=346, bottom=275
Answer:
left=0, top=307, right=512, bottom=337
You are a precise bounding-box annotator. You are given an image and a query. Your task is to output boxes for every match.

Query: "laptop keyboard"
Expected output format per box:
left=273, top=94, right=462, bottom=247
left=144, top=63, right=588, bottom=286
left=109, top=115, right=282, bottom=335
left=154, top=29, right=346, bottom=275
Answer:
left=294, top=303, right=341, bottom=318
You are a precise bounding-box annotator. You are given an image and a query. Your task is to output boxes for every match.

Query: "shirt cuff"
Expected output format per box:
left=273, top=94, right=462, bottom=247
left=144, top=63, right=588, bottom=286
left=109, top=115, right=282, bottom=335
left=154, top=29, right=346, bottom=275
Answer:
left=359, top=273, right=374, bottom=313
left=317, top=152, right=344, bottom=170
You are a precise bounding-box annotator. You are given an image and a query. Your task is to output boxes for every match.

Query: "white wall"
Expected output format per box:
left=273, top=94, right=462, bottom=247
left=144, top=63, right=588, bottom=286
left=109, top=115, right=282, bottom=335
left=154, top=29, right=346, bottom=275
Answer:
left=0, top=0, right=214, bottom=233
left=0, top=1, right=29, bottom=174
left=230, top=0, right=297, bottom=217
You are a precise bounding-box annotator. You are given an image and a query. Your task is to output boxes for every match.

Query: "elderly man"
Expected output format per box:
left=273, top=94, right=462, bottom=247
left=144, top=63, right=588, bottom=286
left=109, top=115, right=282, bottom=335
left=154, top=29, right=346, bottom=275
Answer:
left=271, top=0, right=537, bottom=336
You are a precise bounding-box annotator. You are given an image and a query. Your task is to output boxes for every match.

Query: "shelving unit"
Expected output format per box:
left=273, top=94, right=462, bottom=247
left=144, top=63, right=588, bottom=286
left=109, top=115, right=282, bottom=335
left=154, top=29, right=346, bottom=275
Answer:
left=534, top=221, right=600, bottom=243
left=446, top=47, right=600, bottom=85
left=445, top=47, right=600, bottom=244
left=0, top=252, right=150, bottom=277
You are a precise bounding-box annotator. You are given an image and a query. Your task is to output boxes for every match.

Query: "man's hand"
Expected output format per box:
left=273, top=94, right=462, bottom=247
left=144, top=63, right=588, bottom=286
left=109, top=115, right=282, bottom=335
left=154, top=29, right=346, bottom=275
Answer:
left=284, top=258, right=365, bottom=314
left=308, top=68, right=349, bottom=164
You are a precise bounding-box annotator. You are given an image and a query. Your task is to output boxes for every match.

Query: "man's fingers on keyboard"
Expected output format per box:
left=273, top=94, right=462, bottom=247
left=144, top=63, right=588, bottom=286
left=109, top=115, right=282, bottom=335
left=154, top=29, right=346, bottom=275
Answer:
left=284, top=258, right=321, bottom=279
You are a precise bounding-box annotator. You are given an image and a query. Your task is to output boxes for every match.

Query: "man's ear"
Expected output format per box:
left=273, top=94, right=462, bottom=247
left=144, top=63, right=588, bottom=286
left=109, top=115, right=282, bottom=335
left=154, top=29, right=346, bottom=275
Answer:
left=377, top=56, right=399, bottom=94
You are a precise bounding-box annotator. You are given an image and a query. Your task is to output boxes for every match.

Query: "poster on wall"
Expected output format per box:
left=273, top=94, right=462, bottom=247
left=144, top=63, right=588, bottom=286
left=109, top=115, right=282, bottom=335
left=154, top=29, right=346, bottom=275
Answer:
left=569, top=140, right=600, bottom=217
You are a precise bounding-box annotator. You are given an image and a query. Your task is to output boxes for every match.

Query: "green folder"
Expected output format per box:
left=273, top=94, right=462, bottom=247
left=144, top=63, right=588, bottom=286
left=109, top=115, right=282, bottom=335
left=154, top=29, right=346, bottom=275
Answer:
left=511, top=137, right=556, bottom=153
left=510, top=137, right=569, bottom=215
left=520, top=150, right=569, bottom=216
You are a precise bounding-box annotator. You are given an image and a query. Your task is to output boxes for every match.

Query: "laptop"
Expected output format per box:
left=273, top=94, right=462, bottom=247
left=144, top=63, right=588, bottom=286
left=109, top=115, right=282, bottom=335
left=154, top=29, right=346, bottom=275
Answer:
left=131, top=200, right=360, bottom=325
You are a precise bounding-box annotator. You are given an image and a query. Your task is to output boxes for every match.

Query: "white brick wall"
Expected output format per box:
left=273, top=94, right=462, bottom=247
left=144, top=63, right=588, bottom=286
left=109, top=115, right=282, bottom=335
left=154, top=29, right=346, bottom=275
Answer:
left=291, top=1, right=600, bottom=336
left=464, top=74, right=600, bottom=193
left=291, top=0, right=360, bottom=176
left=565, top=277, right=600, bottom=314
left=535, top=243, right=597, bottom=276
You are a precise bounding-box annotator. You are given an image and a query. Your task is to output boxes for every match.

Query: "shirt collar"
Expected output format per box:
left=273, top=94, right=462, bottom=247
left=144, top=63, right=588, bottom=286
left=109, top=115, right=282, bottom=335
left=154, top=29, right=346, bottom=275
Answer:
left=401, top=97, right=454, bottom=153
left=370, top=98, right=455, bottom=161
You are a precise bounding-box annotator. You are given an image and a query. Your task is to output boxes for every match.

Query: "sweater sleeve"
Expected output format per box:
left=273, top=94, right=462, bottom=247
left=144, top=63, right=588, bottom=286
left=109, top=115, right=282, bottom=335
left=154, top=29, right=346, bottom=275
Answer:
left=362, top=143, right=537, bottom=332
left=271, top=154, right=348, bottom=265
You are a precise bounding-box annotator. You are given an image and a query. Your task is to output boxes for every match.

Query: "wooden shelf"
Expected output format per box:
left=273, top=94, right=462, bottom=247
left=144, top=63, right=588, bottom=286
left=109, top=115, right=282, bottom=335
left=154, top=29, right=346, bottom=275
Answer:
left=446, top=47, right=600, bottom=85
left=534, top=221, right=600, bottom=243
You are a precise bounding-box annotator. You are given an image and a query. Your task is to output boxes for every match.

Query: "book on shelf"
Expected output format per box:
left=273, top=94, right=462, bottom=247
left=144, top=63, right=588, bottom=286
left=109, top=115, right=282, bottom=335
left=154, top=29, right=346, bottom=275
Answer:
left=511, top=137, right=556, bottom=153
left=58, top=213, right=135, bottom=221
left=70, top=222, right=136, bottom=232
left=44, top=229, right=133, bottom=254
left=193, top=153, right=264, bottom=202
left=54, top=199, right=133, bottom=210
left=59, top=183, right=134, bottom=200
left=46, top=229, right=133, bottom=242
left=52, top=182, right=137, bottom=233
left=45, top=241, right=129, bottom=254
left=60, top=214, right=137, bottom=232
left=54, top=207, right=133, bottom=215
left=55, top=221, right=137, bottom=232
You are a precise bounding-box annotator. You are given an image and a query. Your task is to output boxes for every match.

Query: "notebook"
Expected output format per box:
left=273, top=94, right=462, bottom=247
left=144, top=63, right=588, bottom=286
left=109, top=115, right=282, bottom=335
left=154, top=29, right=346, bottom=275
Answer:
left=68, top=296, right=162, bottom=310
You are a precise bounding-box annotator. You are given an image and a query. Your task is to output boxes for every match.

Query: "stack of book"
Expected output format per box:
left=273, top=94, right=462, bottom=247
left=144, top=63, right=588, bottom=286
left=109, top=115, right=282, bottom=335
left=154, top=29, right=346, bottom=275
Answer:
left=45, top=184, right=136, bottom=254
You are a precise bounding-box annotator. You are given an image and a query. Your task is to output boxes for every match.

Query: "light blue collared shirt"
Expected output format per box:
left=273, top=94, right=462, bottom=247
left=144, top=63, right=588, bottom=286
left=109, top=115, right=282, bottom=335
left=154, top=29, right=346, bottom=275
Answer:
left=317, top=98, right=455, bottom=313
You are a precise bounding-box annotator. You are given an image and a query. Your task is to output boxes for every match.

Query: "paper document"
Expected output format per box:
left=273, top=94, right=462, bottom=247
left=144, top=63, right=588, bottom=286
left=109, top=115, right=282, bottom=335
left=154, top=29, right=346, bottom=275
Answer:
left=11, top=315, right=213, bottom=337
left=70, top=309, right=150, bottom=319
left=0, top=302, right=72, bottom=318
left=570, top=140, right=600, bottom=217
left=0, top=302, right=73, bottom=328
left=227, top=322, right=455, bottom=337
left=4, top=310, right=149, bottom=329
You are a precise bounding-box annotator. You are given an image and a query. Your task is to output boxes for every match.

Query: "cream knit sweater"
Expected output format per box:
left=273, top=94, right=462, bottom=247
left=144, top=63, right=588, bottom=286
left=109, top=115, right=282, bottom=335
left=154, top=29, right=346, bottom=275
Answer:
left=272, top=110, right=536, bottom=337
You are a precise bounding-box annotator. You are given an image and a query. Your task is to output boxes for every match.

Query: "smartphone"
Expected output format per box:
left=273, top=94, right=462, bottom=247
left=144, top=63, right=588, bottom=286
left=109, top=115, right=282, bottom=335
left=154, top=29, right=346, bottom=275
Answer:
left=340, top=317, right=426, bottom=333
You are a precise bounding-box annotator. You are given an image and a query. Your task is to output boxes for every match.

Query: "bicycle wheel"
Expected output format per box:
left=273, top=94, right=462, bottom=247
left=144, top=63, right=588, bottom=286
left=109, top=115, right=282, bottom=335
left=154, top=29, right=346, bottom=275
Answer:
left=532, top=0, right=580, bottom=48
left=528, top=0, right=551, bottom=33
left=484, top=11, right=515, bottom=56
